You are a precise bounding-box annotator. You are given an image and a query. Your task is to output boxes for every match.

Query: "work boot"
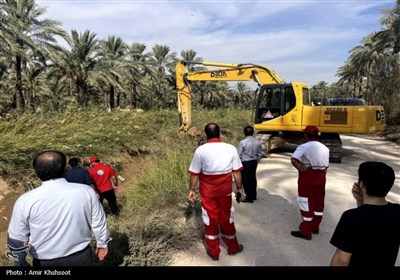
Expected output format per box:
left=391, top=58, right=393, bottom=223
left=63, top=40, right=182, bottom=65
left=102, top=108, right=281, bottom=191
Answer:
left=228, top=244, right=244, bottom=256
left=291, top=231, right=311, bottom=240
left=206, top=251, right=219, bottom=261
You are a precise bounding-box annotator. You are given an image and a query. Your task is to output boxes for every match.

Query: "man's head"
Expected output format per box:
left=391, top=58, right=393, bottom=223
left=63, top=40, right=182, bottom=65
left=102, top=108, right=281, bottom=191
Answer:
left=244, top=126, right=254, bottom=137
left=204, top=123, right=220, bottom=140
left=304, top=125, right=320, bottom=140
left=33, top=150, right=67, bottom=181
left=358, top=161, right=395, bottom=197
left=89, top=156, right=100, bottom=164
left=68, top=157, right=81, bottom=168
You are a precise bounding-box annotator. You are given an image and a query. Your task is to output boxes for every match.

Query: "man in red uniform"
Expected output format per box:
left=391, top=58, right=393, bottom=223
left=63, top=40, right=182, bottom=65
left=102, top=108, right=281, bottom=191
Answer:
left=290, top=125, right=329, bottom=240
left=88, top=156, right=120, bottom=215
left=188, top=123, right=245, bottom=261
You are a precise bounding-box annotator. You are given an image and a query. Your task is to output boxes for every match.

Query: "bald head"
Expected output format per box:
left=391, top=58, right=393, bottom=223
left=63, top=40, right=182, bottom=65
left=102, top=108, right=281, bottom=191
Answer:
left=204, top=123, right=220, bottom=140
left=33, top=150, right=67, bottom=181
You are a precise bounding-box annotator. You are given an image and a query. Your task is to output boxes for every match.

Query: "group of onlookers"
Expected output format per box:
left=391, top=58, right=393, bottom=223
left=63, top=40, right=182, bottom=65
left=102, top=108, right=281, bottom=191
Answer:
left=6, top=122, right=400, bottom=267
left=188, top=122, right=400, bottom=266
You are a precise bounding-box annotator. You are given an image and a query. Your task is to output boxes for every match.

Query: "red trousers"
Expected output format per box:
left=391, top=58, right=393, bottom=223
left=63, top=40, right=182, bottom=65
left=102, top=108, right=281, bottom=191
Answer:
left=297, top=169, right=326, bottom=238
left=200, top=194, right=240, bottom=258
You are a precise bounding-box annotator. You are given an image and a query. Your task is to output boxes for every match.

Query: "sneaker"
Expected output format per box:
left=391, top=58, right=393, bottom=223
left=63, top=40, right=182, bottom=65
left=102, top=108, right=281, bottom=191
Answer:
left=241, top=198, right=254, bottom=203
left=206, top=251, right=219, bottom=261
left=228, top=244, right=244, bottom=256
left=291, top=231, right=311, bottom=240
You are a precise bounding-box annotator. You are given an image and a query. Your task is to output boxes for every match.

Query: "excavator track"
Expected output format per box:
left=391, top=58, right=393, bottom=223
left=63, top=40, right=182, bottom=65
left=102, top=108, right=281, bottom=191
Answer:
left=256, top=133, right=287, bottom=157
left=321, top=133, right=342, bottom=163
left=257, top=132, right=343, bottom=163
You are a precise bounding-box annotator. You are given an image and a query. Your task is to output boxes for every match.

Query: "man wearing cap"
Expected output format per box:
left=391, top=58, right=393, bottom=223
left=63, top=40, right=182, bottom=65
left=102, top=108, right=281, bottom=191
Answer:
left=88, top=156, right=120, bottom=215
left=290, top=125, right=329, bottom=240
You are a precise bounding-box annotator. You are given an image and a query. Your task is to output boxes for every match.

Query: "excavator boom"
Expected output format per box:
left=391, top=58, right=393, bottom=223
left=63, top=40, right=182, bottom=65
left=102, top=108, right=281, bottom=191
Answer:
left=176, top=60, right=284, bottom=133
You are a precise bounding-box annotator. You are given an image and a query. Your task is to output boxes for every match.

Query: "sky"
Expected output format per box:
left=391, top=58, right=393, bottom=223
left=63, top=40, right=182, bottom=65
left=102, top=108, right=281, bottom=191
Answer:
left=37, top=0, right=395, bottom=86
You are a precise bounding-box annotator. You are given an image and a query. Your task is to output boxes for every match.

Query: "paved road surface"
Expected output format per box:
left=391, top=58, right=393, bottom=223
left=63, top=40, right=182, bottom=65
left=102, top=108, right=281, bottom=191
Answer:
left=171, top=134, right=400, bottom=266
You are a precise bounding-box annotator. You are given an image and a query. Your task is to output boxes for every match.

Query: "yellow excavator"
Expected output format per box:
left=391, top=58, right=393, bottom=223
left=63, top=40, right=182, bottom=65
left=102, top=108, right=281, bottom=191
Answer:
left=176, top=60, right=385, bottom=163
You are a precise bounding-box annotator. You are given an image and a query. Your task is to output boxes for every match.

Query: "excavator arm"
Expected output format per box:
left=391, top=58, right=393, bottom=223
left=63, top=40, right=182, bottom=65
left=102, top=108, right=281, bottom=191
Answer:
left=176, top=60, right=285, bottom=134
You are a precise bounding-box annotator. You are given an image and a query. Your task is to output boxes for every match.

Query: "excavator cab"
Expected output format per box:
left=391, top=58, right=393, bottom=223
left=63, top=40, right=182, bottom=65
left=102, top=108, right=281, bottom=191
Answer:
left=254, top=84, right=297, bottom=124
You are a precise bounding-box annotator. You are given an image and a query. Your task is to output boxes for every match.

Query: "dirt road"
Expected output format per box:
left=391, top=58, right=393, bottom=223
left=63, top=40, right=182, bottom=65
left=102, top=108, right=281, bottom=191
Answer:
left=171, top=134, right=400, bottom=266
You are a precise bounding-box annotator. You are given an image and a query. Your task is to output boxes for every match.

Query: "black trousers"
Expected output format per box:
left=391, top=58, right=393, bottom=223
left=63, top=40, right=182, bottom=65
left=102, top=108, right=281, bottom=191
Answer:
left=100, top=189, right=120, bottom=215
left=33, top=244, right=92, bottom=266
left=241, top=160, right=258, bottom=200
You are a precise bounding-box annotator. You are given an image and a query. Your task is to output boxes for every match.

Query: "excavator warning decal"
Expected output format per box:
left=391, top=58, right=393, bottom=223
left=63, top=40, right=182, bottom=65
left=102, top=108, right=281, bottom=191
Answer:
left=264, top=111, right=274, bottom=119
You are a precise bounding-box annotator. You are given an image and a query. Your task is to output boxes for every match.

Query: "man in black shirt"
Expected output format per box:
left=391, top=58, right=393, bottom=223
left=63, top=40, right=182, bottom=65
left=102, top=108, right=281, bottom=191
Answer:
left=330, top=161, right=400, bottom=266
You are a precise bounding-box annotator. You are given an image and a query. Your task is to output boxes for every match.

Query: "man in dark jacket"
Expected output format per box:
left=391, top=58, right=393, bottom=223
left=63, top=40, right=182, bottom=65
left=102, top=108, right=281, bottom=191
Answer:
left=66, top=157, right=93, bottom=186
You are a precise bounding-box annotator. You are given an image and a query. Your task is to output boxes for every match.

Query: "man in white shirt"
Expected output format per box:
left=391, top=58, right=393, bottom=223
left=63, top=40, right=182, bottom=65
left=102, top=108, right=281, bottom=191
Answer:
left=188, top=123, right=244, bottom=261
left=290, top=125, right=329, bottom=240
left=7, top=150, right=111, bottom=266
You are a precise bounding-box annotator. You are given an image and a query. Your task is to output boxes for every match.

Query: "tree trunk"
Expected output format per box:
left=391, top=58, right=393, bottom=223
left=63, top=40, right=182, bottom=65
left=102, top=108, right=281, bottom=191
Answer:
left=15, top=55, right=25, bottom=112
left=109, top=85, right=115, bottom=109
left=116, top=91, right=120, bottom=108
left=28, top=87, right=36, bottom=111
left=76, top=79, right=85, bottom=106
left=129, top=83, right=138, bottom=107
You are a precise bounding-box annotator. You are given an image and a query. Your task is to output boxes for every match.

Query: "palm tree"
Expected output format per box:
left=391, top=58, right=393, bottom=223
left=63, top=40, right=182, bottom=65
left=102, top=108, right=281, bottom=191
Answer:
left=313, top=81, right=329, bottom=103
left=204, top=82, right=229, bottom=109
left=179, top=49, right=203, bottom=71
left=373, top=0, right=400, bottom=123
left=230, top=82, right=254, bottom=108
left=57, top=30, right=100, bottom=106
left=148, top=44, right=177, bottom=108
left=337, top=35, right=381, bottom=101
left=98, top=36, right=126, bottom=109
left=0, top=56, right=13, bottom=113
left=123, top=43, right=152, bottom=108
left=374, top=0, right=400, bottom=55
left=40, top=77, right=69, bottom=111
left=0, top=0, right=67, bottom=111
left=22, top=61, right=46, bottom=110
